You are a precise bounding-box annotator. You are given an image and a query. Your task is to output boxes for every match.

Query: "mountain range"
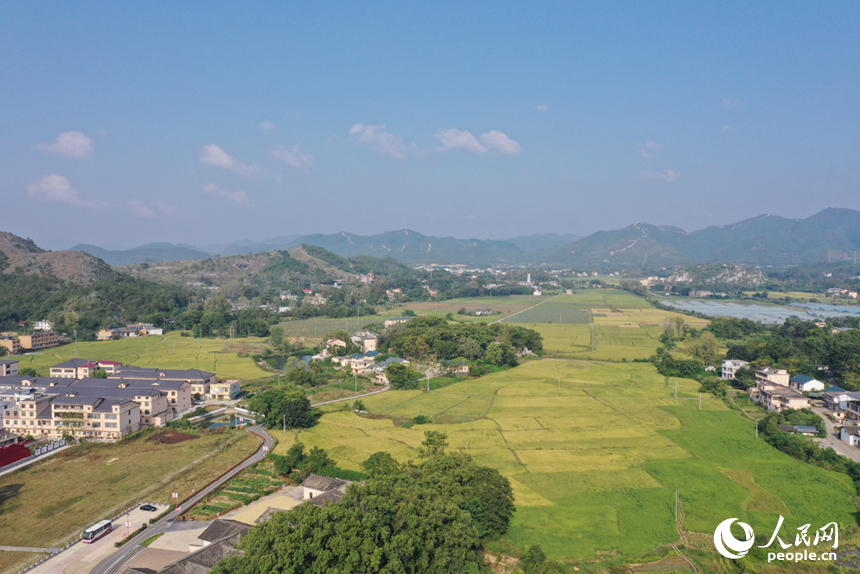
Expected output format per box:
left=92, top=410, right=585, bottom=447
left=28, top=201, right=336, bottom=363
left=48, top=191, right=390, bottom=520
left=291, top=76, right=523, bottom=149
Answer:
left=71, top=232, right=581, bottom=266
left=67, top=208, right=860, bottom=269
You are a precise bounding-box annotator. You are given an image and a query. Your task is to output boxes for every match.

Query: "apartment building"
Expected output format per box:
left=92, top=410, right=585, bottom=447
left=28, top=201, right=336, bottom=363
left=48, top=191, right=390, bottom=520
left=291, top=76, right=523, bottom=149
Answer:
left=50, top=359, right=123, bottom=379
left=749, top=367, right=810, bottom=412
left=112, top=367, right=213, bottom=402
left=18, top=331, right=59, bottom=350
left=0, top=337, right=21, bottom=355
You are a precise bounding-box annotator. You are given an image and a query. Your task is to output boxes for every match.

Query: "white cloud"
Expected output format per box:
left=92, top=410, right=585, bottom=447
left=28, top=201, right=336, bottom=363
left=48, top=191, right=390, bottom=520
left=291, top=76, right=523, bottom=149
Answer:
left=27, top=175, right=102, bottom=208
left=722, top=125, right=737, bottom=132
left=436, top=129, right=487, bottom=153
left=638, top=141, right=663, bottom=160
left=536, top=105, right=548, bottom=112
left=200, top=144, right=260, bottom=176
left=480, top=130, right=522, bottom=155
left=156, top=200, right=176, bottom=217
left=260, top=120, right=276, bottom=131
left=720, top=98, right=743, bottom=108
left=272, top=145, right=314, bottom=172
left=203, top=182, right=249, bottom=204
left=37, top=131, right=94, bottom=158
left=129, top=199, right=155, bottom=218
left=349, top=123, right=408, bottom=159
left=643, top=170, right=679, bottom=182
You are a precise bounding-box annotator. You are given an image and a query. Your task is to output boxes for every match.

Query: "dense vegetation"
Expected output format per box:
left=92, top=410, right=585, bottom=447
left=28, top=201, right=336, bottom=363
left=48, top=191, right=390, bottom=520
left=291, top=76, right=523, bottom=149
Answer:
left=380, top=316, right=543, bottom=367
left=212, top=433, right=514, bottom=574
left=247, top=387, right=319, bottom=429
left=0, top=251, right=191, bottom=334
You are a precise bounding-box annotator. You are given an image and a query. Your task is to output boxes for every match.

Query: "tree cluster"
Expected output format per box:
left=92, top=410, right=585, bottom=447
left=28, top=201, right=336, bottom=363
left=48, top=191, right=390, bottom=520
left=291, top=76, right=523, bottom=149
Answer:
left=247, top=387, right=319, bottom=429
left=213, top=433, right=515, bottom=574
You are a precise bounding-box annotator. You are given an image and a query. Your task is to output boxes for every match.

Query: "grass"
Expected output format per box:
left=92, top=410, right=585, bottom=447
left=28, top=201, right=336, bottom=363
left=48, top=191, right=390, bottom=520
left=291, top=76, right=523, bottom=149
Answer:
left=15, top=330, right=269, bottom=380
left=289, top=359, right=858, bottom=563
left=140, top=532, right=164, bottom=547
left=0, top=427, right=259, bottom=570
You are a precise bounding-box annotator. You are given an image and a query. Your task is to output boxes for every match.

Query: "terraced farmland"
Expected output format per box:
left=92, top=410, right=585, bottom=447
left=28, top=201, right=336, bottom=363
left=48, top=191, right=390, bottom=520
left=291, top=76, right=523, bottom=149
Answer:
left=283, top=359, right=856, bottom=562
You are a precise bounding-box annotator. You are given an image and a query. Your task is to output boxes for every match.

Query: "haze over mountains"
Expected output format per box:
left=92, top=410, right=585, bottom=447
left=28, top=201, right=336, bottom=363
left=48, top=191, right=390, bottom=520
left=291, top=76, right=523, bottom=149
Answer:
left=68, top=208, right=860, bottom=269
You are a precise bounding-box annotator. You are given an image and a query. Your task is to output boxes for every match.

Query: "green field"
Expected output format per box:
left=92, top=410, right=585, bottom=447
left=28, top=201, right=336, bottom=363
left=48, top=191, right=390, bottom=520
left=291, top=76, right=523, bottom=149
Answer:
left=15, top=331, right=269, bottom=380
left=0, top=428, right=260, bottom=572
left=282, top=359, right=856, bottom=561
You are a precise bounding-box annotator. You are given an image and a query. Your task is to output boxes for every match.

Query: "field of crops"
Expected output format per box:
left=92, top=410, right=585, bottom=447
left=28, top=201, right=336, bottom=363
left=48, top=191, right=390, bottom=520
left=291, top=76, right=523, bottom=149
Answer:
left=296, top=359, right=856, bottom=561
left=14, top=331, right=269, bottom=379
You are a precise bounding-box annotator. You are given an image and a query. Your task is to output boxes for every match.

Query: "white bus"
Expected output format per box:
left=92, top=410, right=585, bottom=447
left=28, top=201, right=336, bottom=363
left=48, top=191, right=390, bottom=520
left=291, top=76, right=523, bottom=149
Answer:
left=81, top=520, right=112, bottom=543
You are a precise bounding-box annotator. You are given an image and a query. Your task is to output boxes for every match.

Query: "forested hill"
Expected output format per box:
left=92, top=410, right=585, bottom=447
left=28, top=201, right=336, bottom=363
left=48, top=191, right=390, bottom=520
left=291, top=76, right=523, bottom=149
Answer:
left=0, top=232, right=190, bottom=334
left=539, top=208, right=860, bottom=268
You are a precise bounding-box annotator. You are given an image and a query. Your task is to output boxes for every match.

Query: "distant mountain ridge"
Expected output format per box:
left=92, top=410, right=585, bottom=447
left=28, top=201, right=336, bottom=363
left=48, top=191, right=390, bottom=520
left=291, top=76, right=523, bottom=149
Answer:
left=65, top=207, right=860, bottom=268
left=72, top=231, right=581, bottom=266
left=70, top=243, right=212, bottom=266
left=539, top=208, right=860, bottom=268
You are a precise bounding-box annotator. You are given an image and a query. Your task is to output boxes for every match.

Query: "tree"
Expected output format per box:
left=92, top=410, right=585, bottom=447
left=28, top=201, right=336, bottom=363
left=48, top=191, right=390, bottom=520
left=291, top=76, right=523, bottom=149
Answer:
left=19, top=367, right=37, bottom=377
left=92, top=369, right=109, bottom=379
left=386, top=363, right=420, bottom=390
left=688, top=331, right=720, bottom=366
left=248, top=387, right=318, bottom=429
left=521, top=544, right=547, bottom=573
left=419, top=431, right=449, bottom=459
left=212, top=474, right=482, bottom=574
left=361, top=451, right=401, bottom=477
left=269, top=326, right=284, bottom=347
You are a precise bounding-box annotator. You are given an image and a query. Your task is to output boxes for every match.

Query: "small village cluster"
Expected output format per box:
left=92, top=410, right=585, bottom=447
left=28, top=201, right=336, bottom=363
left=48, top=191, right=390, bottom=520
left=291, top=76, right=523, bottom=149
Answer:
left=722, top=359, right=860, bottom=445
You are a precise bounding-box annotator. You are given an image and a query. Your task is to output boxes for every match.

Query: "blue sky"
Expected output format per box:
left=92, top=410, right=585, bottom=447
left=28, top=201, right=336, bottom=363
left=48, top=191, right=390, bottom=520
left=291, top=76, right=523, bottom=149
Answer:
left=1, top=1, right=859, bottom=249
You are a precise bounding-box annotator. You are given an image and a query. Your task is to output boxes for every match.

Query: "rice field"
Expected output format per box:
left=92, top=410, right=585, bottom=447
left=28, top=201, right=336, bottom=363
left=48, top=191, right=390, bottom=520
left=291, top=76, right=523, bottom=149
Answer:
left=288, top=359, right=857, bottom=562
left=14, top=331, right=269, bottom=379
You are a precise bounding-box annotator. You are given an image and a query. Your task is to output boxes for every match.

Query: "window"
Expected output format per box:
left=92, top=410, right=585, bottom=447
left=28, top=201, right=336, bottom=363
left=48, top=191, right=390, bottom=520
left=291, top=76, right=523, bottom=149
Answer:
left=87, top=413, right=100, bottom=419
left=105, top=423, right=117, bottom=428
left=104, top=414, right=117, bottom=420
left=92, top=422, right=100, bottom=428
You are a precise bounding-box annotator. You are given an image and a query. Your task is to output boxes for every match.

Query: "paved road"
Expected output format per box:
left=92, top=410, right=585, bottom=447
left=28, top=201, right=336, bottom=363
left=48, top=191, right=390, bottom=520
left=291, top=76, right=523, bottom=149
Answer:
left=88, top=425, right=273, bottom=574
left=812, top=407, right=860, bottom=463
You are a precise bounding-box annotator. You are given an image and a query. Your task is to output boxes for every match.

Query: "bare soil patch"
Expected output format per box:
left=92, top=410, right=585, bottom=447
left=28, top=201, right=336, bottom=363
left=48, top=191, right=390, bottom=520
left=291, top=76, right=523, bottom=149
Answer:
left=149, top=432, right=199, bottom=444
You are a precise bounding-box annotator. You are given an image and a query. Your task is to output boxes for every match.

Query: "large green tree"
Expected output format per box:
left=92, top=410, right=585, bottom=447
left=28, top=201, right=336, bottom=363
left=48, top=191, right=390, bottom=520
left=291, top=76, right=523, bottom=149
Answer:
left=211, top=474, right=482, bottom=574
left=248, top=387, right=318, bottom=429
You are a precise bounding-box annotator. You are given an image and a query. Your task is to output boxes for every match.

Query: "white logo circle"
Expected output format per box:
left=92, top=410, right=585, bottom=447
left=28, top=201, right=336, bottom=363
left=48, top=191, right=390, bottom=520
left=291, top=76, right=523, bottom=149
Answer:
left=714, top=518, right=755, bottom=559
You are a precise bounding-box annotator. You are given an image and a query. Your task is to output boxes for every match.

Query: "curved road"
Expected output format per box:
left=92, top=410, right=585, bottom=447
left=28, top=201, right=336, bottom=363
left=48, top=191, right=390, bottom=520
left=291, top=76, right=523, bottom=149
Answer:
left=89, top=425, right=273, bottom=574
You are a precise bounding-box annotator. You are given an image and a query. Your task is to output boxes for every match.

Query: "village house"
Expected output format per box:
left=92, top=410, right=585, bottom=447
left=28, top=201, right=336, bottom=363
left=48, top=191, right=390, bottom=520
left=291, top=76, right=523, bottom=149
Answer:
left=384, top=317, right=413, bottom=329
left=350, top=331, right=378, bottom=353
left=749, top=368, right=809, bottom=412
left=475, top=309, right=493, bottom=316
left=210, top=380, right=241, bottom=401
left=789, top=374, right=826, bottom=392
left=0, top=360, right=18, bottom=376
left=721, top=359, right=749, bottom=380
left=33, top=320, right=54, bottom=331
left=840, top=426, right=860, bottom=447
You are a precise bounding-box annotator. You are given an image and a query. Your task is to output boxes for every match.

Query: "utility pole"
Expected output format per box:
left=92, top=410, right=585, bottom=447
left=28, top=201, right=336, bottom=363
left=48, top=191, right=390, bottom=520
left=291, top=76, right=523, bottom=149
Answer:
left=74, top=330, right=78, bottom=358
left=354, top=372, right=357, bottom=393
left=558, top=377, right=561, bottom=395
left=283, top=414, right=286, bottom=435
left=466, top=428, right=470, bottom=449
left=699, top=395, right=702, bottom=410
left=756, top=419, right=759, bottom=439
left=674, top=381, right=678, bottom=399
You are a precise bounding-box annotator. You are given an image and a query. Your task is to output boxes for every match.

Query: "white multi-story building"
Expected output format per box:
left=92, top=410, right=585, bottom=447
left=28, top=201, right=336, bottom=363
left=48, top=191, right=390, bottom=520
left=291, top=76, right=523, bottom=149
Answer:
left=721, top=359, right=749, bottom=380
